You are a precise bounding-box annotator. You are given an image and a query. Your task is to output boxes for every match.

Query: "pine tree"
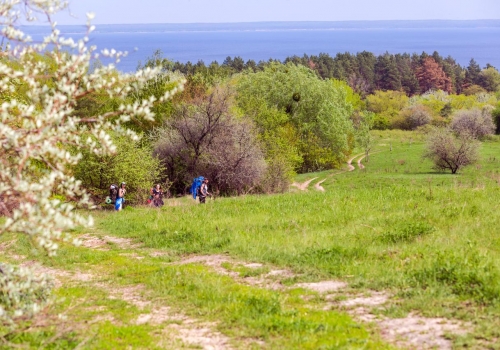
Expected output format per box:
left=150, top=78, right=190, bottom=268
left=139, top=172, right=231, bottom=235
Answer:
left=375, top=53, right=402, bottom=91
left=466, top=58, right=482, bottom=86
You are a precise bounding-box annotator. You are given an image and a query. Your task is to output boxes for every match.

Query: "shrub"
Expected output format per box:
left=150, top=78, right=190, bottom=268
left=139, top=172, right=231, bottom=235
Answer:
left=492, top=104, right=500, bottom=134
left=153, top=86, right=266, bottom=195
left=424, top=128, right=479, bottom=174
left=450, top=108, right=495, bottom=139
left=74, top=135, right=162, bottom=204
left=463, top=84, right=487, bottom=96
left=398, top=105, right=433, bottom=130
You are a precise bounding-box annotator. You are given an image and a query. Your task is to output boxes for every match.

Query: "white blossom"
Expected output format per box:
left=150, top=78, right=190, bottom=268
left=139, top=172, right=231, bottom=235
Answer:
left=0, top=0, right=183, bottom=324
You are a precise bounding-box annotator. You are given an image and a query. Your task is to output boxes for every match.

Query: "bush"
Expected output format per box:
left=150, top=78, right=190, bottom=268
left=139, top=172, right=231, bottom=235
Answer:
left=153, top=86, right=266, bottom=195
left=424, top=128, right=479, bottom=174
left=74, top=135, right=162, bottom=204
left=492, top=104, right=500, bottom=134
left=450, top=108, right=495, bottom=139
left=398, top=105, right=432, bottom=130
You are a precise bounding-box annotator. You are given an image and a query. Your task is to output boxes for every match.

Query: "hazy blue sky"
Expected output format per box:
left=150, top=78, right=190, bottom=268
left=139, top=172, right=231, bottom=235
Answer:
left=52, top=0, right=500, bottom=24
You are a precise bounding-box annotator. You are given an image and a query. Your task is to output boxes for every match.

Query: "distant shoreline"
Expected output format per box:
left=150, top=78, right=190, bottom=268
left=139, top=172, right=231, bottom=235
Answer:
left=22, top=19, right=500, bottom=31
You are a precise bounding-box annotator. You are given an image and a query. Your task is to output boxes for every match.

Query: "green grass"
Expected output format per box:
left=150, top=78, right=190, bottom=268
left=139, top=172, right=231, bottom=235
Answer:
left=2, top=130, right=500, bottom=348
left=92, top=131, right=500, bottom=347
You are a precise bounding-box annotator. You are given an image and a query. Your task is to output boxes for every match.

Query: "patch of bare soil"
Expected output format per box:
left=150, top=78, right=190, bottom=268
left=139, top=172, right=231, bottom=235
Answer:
left=357, top=154, right=366, bottom=169
left=174, top=255, right=297, bottom=290
left=78, top=234, right=141, bottom=250
left=103, top=284, right=151, bottom=310
left=291, top=177, right=319, bottom=191
left=324, top=290, right=467, bottom=349
left=337, top=292, right=389, bottom=307
left=136, top=306, right=185, bottom=325
left=296, top=281, right=348, bottom=293
left=93, top=280, right=232, bottom=349
left=20, top=261, right=71, bottom=288
left=0, top=240, right=15, bottom=250
left=314, top=179, right=326, bottom=192
left=103, top=235, right=141, bottom=249
left=379, top=314, right=466, bottom=350
left=172, top=324, right=231, bottom=350
left=78, top=234, right=109, bottom=250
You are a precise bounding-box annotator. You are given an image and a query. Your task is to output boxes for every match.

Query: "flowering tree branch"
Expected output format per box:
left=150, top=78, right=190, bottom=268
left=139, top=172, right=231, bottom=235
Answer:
left=0, top=0, right=184, bottom=324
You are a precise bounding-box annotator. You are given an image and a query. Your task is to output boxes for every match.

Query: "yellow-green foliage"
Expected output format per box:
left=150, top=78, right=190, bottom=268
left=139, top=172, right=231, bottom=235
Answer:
left=73, top=134, right=162, bottom=204
left=236, top=62, right=355, bottom=172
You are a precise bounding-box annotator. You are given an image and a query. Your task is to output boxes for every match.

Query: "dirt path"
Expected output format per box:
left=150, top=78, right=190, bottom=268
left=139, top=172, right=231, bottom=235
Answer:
left=314, top=179, right=326, bottom=192
left=173, top=254, right=470, bottom=350
left=290, top=177, right=318, bottom=191
left=7, top=229, right=469, bottom=349
left=357, top=154, right=366, bottom=169
left=10, top=237, right=233, bottom=350
left=347, top=153, right=365, bottom=171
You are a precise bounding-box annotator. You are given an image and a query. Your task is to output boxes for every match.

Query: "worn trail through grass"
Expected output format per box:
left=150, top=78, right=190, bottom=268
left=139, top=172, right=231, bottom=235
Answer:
left=3, top=131, right=500, bottom=349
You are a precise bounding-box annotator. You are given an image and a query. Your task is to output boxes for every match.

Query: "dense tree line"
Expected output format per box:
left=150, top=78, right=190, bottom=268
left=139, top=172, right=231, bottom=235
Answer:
left=172, top=51, right=500, bottom=96
left=2, top=48, right=500, bottom=204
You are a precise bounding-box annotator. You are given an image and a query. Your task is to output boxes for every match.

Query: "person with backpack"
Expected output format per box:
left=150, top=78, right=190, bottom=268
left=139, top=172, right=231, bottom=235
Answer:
left=198, top=178, right=211, bottom=204
left=152, top=184, right=164, bottom=207
left=108, top=184, right=118, bottom=205
left=115, top=182, right=126, bottom=211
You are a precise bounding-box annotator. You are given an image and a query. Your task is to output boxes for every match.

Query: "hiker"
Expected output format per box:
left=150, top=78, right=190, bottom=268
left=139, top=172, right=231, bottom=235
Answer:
left=152, top=184, right=164, bottom=207
left=198, top=178, right=210, bottom=204
left=115, top=182, right=126, bottom=211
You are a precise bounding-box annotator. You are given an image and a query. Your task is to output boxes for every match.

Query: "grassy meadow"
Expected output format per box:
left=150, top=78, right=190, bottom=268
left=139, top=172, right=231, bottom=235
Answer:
left=2, top=130, right=500, bottom=349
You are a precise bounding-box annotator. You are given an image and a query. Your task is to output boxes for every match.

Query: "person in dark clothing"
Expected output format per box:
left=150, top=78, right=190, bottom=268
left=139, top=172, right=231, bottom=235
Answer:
left=152, top=184, right=164, bottom=207
left=198, top=178, right=210, bottom=204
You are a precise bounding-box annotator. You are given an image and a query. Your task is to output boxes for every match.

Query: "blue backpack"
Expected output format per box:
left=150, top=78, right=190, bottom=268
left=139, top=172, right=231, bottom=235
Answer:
left=190, top=176, right=205, bottom=199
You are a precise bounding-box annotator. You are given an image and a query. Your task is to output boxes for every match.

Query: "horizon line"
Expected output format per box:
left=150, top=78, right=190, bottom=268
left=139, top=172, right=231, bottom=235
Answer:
left=23, top=19, right=500, bottom=26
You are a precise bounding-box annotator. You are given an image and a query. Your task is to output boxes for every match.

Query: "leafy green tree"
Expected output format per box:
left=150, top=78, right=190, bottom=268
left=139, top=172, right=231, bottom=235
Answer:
left=395, top=53, right=420, bottom=96
left=354, top=111, right=375, bottom=161
left=492, top=103, right=500, bottom=134
left=74, top=135, right=163, bottom=204
left=366, top=90, right=409, bottom=129
left=480, top=67, right=500, bottom=92
left=237, top=62, right=354, bottom=172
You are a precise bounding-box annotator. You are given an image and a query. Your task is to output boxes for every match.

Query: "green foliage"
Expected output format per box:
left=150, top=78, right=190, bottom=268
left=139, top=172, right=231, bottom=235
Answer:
left=366, top=90, right=409, bottom=129
left=237, top=62, right=354, bottom=172
left=480, top=67, right=500, bottom=92
left=74, top=135, right=162, bottom=204
left=410, top=251, right=500, bottom=304
left=493, top=103, right=500, bottom=134
left=129, top=50, right=185, bottom=129
left=381, top=221, right=434, bottom=243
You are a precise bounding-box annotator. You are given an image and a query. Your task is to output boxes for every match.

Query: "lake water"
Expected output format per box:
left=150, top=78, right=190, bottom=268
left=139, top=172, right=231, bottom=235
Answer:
left=23, top=21, right=500, bottom=72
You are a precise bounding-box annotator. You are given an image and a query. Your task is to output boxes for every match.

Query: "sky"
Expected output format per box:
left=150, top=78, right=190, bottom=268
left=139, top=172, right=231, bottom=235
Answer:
left=50, top=0, right=500, bottom=25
